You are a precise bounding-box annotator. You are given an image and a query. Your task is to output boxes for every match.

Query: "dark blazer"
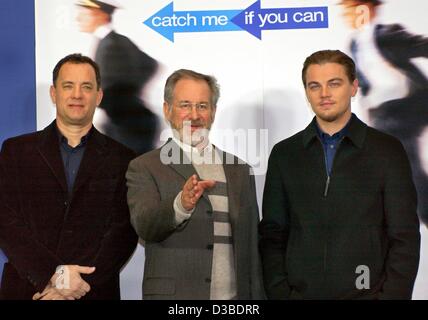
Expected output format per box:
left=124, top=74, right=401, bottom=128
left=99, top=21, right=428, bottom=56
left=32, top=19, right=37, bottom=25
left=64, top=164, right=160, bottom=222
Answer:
left=95, top=30, right=159, bottom=155
left=260, top=115, right=420, bottom=299
left=126, top=140, right=265, bottom=300
left=0, top=122, right=138, bottom=300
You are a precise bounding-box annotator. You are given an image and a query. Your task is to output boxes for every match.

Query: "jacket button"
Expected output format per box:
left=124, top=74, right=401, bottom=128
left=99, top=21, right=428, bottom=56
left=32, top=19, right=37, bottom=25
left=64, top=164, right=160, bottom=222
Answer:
left=205, top=278, right=211, bottom=283
left=64, top=201, right=68, bottom=207
left=206, top=210, right=213, bottom=215
left=206, top=244, right=213, bottom=250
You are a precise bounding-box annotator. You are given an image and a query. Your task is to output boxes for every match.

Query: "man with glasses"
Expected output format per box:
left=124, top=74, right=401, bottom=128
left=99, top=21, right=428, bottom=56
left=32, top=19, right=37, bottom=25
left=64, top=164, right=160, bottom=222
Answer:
left=126, top=69, right=265, bottom=300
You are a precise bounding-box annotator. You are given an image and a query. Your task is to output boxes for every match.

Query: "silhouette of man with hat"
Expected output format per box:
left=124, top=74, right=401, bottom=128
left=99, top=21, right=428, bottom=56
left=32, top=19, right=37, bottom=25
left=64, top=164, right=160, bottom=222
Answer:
left=76, top=0, right=159, bottom=155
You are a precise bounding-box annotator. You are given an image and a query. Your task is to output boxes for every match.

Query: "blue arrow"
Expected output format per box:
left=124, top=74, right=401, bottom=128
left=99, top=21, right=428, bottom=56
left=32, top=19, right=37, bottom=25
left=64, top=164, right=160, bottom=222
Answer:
left=231, top=0, right=329, bottom=40
left=144, top=2, right=242, bottom=42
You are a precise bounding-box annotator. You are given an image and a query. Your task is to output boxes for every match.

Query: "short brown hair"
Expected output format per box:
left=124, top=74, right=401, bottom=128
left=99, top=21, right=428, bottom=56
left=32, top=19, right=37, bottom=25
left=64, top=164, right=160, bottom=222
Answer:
left=53, top=53, right=101, bottom=90
left=302, top=50, right=356, bottom=87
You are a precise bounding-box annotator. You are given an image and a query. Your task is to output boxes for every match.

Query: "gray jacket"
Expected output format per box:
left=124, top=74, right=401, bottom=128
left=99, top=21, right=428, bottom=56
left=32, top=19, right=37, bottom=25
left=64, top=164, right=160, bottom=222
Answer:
left=126, top=140, right=265, bottom=300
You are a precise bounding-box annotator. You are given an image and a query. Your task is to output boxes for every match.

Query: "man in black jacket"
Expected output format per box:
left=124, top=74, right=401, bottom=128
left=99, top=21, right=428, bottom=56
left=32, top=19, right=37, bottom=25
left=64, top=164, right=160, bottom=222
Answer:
left=76, top=0, right=158, bottom=155
left=339, top=0, right=428, bottom=225
left=0, top=54, right=137, bottom=300
left=260, top=50, right=420, bottom=299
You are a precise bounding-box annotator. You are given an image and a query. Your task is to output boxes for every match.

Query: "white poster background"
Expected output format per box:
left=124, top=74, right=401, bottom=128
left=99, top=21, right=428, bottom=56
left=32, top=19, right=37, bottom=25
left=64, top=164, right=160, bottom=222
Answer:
left=36, top=0, right=428, bottom=299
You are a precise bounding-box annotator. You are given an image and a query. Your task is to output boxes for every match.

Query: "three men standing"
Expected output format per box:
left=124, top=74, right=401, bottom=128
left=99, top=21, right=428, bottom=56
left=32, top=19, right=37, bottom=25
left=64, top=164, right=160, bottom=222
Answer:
left=0, top=49, right=420, bottom=300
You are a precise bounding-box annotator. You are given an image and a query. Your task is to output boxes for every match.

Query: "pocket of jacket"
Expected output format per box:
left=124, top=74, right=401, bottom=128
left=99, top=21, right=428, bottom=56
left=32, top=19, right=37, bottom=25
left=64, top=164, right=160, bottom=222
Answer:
left=143, top=277, right=176, bottom=295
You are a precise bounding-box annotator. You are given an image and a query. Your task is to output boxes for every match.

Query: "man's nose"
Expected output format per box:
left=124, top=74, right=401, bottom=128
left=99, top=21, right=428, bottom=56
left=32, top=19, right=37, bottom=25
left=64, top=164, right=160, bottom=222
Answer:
left=321, top=85, right=331, bottom=97
left=189, top=105, right=199, bottom=119
left=71, top=87, right=83, bottom=98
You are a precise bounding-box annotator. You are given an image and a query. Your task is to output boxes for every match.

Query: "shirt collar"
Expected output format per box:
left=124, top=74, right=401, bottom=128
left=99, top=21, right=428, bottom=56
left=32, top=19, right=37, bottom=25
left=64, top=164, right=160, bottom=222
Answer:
left=316, top=116, right=351, bottom=142
left=303, top=113, right=367, bottom=149
left=94, top=24, right=113, bottom=40
left=172, top=135, right=213, bottom=156
left=56, top=125, right=93, bottom=148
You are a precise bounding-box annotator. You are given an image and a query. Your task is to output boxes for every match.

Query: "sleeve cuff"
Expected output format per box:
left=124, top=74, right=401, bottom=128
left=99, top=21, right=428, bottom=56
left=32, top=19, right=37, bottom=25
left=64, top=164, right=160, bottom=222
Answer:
left=173, top=191, right=195, bottom=226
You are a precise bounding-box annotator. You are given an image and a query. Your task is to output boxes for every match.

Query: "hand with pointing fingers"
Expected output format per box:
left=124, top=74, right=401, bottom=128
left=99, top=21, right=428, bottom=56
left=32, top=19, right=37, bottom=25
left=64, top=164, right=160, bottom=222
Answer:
left=181, top=174, right=216, bottom=211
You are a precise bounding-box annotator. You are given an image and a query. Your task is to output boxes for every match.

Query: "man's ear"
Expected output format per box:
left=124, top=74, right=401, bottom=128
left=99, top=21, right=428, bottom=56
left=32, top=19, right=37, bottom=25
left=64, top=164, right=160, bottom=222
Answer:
left=49, top=85, right=57, bottom=104
left=96, top=88, right=103, bottom=106
left=351, top=79, right=359, bottom=97
left=163, top=102, right=171, bottom=120
left=210, top=106, right=216, bottom=123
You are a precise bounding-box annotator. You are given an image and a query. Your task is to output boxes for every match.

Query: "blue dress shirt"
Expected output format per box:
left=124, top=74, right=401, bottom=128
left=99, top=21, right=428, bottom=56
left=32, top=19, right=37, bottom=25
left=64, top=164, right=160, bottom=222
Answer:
left=316, top=115, right=353, bottom=176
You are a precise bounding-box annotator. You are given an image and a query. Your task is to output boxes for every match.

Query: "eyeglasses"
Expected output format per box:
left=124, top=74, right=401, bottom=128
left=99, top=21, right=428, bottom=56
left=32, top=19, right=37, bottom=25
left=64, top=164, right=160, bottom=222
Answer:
left=175, top=101, right=211, bottom=113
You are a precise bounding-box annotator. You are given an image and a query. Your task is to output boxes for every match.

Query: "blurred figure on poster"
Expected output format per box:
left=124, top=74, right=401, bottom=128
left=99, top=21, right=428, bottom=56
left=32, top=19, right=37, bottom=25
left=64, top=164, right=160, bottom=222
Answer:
left=339, top=0, right=428, bottom=225
left=76, top=0, right=159, bottom=155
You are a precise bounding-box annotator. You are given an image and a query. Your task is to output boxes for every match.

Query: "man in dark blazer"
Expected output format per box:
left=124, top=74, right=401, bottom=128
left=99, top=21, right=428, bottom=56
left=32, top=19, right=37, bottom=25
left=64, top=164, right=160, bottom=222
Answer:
left=76, top=0, right=158, bottom=155
left=126, top=69, right=265, bottom=300
left=0, top=53, right=138, bottom=300
left=260, top=50, right=420, bottom=299
left=340, top=0, right=428, bottom=225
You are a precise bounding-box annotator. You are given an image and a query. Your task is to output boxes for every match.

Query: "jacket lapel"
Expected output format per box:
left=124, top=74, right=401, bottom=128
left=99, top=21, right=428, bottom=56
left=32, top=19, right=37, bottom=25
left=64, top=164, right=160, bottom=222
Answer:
left=37, top=121, right=67, bottom=192
left=161, top=139, right=197, bottom=178
left=220, top=149, right=242, bottom=231
left=162, top=139, right=212, bottom=205
left=221, top=150, right=243, bottom=272
left=72, top=128, right=108, bottom=194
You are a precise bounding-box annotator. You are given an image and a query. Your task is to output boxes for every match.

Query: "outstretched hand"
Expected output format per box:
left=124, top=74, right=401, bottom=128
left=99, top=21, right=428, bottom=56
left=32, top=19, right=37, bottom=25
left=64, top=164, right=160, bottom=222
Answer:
left=181, top=174, right=216, bottom=211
